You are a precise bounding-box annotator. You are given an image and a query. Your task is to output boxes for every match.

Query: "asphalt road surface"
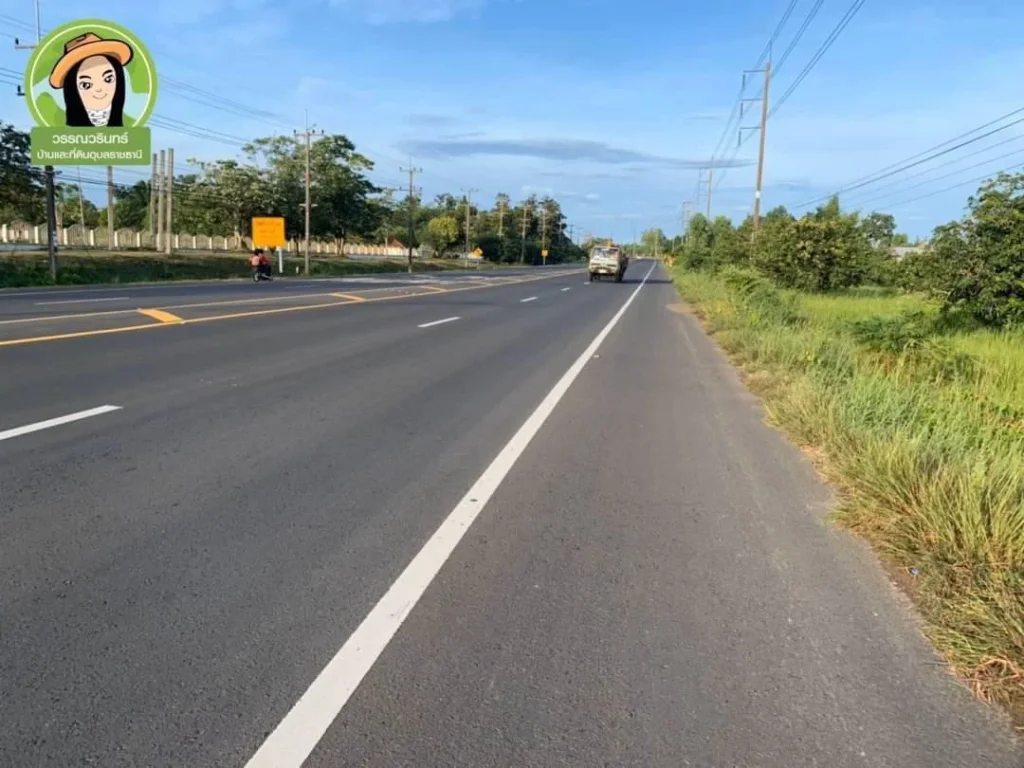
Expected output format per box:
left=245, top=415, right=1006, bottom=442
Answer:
left=1, top=261, right=1020, bottom=767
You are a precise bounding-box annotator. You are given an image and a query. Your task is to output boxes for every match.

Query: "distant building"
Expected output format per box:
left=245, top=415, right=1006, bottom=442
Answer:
left=892, top=244, right=927, bottom=260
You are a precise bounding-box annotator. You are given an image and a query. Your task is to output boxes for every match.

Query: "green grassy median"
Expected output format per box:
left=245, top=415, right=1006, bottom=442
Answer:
left=672, top=265, right=1024, bottom=726
left=0, top=250, right=483, bottom=288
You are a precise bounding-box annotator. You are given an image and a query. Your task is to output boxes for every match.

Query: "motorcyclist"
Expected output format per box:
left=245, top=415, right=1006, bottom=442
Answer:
left=250, top=248, right=271, bottom=278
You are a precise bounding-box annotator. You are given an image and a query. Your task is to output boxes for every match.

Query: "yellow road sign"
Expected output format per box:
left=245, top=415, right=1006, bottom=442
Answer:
left=541, top=249, right=548, bottom=257
left=473, top=247, right=483, bottom=256
left=251, top=217, right=286, bottom=248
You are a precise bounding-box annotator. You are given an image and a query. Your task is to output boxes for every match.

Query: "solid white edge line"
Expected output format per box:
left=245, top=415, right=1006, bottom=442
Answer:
left=417, top=316, right=461, bottom=328
left=244, top=259, right=657, bottom=768
left=520, top=296, right=537, bottom=303
left=0, top=405, right=123, bottom=442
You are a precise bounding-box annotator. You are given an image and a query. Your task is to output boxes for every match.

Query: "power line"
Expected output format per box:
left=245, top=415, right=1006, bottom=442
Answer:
left=706, top=1, right=800, bottom=191
left=793, top=112, right=1024, bottom=208
left=771, top=0, right=826, bottom=78
left=851, top=144, right=1024, bottom=210
left=769, top=0, right=866, bottom=119
left=882, top=162, right=1024, bottom=210
left=842, top=132, right=1024, bottom=206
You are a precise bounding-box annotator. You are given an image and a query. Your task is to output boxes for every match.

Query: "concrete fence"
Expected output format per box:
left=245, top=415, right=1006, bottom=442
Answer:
left=0, top=222, right=423, bottom=259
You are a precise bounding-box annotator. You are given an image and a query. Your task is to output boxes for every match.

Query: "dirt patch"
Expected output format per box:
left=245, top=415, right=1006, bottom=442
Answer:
left=665, top=302, right=694, bottom=316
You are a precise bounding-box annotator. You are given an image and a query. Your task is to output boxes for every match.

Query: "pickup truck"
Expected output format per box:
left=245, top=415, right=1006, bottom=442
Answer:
left=588, top=245, right=628, bottom=283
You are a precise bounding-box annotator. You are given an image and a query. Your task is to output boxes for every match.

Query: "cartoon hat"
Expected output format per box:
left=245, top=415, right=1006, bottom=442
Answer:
left=48, top=33, right=133, bottom=89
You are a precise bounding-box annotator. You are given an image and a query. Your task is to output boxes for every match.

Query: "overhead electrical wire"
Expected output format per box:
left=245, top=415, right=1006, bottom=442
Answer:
left=841, top=132, right=1024, bottom=206
left=792, top=109, right=1024, bottom=209
left=768, top=0, right=866, bottom=119
left=852, top=144, right=1024, bottom=209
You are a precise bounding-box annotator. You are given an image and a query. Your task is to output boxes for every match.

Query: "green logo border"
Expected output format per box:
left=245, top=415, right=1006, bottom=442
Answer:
left=23, top=18, right=158, bottom=129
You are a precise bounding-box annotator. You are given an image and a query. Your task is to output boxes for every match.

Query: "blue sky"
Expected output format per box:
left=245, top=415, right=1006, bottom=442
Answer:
left=1, top=0, right=1022, bottom=241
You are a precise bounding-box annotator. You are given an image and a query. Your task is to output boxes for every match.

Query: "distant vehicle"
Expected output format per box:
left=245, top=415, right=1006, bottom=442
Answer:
left=588, top=244, right=628, bottom=282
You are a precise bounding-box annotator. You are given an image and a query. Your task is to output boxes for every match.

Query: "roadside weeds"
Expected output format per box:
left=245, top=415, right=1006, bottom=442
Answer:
left=670, top=266, right=1024, bottom=731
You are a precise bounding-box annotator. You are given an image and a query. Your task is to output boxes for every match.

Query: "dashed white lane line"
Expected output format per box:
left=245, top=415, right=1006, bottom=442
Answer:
left=520, top=296, right=537, bottom=303
left=243, top=260, right=657, bottom=768
left=561, top=287, right=571, bottom=292
left=417, top=316, right=460, bottom=328
left=34, top=296, right=130, bottom=306
left=0, top=405, right=123, bottom=442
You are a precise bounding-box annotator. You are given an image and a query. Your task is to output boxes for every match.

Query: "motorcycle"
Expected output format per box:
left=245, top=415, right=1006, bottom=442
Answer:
left=252, top=264, right=273, bottom=282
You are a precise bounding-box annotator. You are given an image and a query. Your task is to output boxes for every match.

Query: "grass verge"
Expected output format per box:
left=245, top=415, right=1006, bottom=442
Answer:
left=671, top=265, right=1024, bottom=727
left=0, top=251, right=507, bottom=288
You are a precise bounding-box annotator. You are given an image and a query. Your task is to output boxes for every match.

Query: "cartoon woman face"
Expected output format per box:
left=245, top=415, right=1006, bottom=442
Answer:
left=75, top=54, right=118, bottom=112
left=48, top=32, right=133, bottom=128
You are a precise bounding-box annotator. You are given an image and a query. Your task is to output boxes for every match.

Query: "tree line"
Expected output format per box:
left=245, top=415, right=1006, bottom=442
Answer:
left=0, top=121, right=587, bottom=264
left=650, top=171, right=1024, bottom=328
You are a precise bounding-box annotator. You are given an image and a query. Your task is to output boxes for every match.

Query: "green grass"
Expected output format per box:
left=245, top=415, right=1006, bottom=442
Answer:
left=673, top=267, right=1024, bottom=724
left=0, top=250, right=484, bottom=288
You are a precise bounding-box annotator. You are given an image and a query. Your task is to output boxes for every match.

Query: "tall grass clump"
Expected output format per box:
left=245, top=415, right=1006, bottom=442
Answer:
left=673, top=266, right=1024, bottom=717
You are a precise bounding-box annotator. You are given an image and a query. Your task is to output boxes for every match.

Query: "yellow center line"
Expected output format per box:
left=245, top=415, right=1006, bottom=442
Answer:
left=137, top=308, right=185, bottom=324
left=0, top=269, right=583, bottom=348
left=330, top=293, right=367, bottom=302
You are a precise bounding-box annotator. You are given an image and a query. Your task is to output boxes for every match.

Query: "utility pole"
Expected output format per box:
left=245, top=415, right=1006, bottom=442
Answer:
left=165, top=148, right=174, bottom=255
left=682, top=200, right=693, bottom=246
left=706, top=167, right=713, bottom=218
left=540, top=207, right=547, bottom=265
left=753, top=59, right=771, bottom=229
left=462, top=187, right=478, bottom=266
left=106, top=166, right=115, bottom=251
left=400, top=163, right=422, bottom=273
left=150, top=152, right=158, bottom=242
left=14, top=2, right=55, bottom=276
left=497, top=196, right=505, bottom=238
left=520, top=202, right=530, bottom=264
left=45, top=167, right=56, bottom=279
left=295, top=112, right=325, bottom=276
left=156, top=149, right=165, bottom=252
left=76, top=168, right=86, bottom=234
left=739, top=57, right=772, bottom=232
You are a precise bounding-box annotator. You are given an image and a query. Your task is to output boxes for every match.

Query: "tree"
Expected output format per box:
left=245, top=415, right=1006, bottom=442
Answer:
left=924, top=172, right=1024, bottom=326
left=860, top=211, right=896, bottom=249
left=102, top=180, right=150, bottom=230
left=0, top=123, right=44, bottom=224
left=425, top=215, right=459, bottom=256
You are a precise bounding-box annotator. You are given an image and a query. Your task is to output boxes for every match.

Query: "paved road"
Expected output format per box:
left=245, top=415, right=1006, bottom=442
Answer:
left=0, top=266, right=562, bottom=322
left=1, top=261, right=1019, bottom=767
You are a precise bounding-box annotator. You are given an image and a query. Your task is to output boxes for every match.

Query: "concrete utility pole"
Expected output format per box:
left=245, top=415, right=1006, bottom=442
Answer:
left=462, top=187, right=478, bottom=266
left=520, top=203, right=530, bottom=264
left=106, top=166, right=115, bottom=251
left=706, top=167, right=714, bottom=218
left=400, top=163, right=422, bottom=273
left=540, top=207, right=547, bottom=265
left=295, top=112, right=325, bottom=275
left=753, top=59, right=771, bottom=229
left=156, top=149, right=165, bottom=251
left=150, top=152, right=158, bottom=241
left=13, top=2, right=56, bottom=276
left=76, top=168, right=86, bottom=232
left=682, top=200, right=693, bottom=246
left=497, top=196, right=505, bottom=238
left=739, top=57, right=772, bottom=231
left=165, top=148, right=174, bottom=255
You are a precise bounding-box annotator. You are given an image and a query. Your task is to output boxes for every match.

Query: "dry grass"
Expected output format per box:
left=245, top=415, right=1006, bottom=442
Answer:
left=673, top=267, right=1024, bottom=725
